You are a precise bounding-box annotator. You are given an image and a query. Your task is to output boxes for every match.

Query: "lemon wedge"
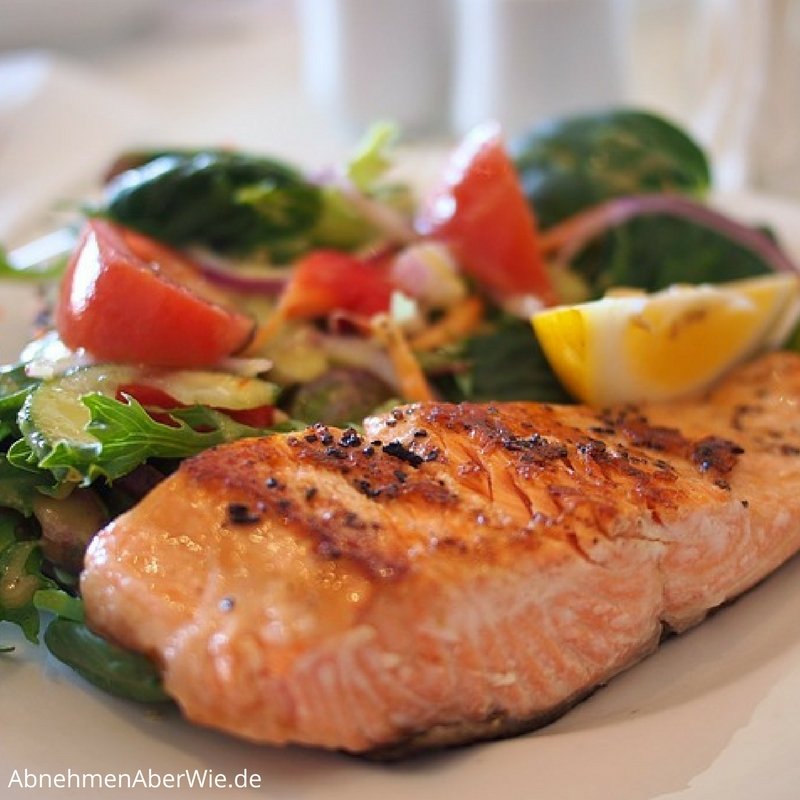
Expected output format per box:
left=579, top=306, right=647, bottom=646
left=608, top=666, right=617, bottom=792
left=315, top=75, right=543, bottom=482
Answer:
left=532, top=273, right=800, bottom=406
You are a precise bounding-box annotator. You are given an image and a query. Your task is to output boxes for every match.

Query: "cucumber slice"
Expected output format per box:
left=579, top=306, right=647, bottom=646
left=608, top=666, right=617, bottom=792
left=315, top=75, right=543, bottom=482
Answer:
left=19, top=365, right=137, bottom=464
left=18, top=364, right=278, bottom=469
left=134, top=369, right=277, bottom=409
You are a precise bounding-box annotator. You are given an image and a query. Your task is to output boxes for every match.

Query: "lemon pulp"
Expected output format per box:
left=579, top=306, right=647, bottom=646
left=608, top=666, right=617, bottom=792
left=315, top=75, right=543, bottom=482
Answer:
left=532, top=273, right=800, bottom=406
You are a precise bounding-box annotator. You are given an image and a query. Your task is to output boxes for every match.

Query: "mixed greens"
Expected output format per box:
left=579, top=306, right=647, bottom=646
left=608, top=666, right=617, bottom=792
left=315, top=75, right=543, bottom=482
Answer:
left=511, top=108, right=711, bottom=228
left=102, top=124, right=413, bottom=263
left=1, top=107, right=797, bottom=702
left=104, top=149, right=324, bottom=261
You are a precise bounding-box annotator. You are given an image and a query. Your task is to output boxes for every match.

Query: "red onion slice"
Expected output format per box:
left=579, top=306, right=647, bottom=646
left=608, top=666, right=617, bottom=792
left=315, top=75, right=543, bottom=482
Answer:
left=540, top=194, right=799, bottom=275
left=192, top=251, right=290, bottom=296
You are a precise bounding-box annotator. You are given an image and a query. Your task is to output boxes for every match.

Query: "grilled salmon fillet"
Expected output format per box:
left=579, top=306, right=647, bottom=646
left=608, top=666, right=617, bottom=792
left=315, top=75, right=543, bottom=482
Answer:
left=81, top=352, right=800, bottom=756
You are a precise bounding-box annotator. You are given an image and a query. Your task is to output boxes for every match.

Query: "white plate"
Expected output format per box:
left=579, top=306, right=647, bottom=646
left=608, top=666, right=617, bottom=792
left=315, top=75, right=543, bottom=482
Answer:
left=3, top=193, right=800, bottom=800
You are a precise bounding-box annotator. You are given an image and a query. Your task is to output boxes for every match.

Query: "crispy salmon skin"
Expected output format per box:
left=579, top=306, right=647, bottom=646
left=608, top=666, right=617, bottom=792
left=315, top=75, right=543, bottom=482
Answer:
left=81, top=352, right=800, bottom=755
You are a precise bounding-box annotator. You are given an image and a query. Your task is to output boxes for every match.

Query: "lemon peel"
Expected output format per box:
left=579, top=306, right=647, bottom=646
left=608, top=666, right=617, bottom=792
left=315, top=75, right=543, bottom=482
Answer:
left=532, top=273, right=800, bottom=406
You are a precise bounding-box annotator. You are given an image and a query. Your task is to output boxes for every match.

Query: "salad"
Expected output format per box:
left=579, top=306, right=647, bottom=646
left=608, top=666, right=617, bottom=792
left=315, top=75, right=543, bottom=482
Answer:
left=1, top=108, right=798, bottom=703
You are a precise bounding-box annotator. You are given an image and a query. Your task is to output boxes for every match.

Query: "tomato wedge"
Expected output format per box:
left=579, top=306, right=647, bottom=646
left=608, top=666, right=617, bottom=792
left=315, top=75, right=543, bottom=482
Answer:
left=56, top=220, right=255, bottom=367
left=416, top=121, right=556, bottom=305
left=278, top=249, right=393, bottom=320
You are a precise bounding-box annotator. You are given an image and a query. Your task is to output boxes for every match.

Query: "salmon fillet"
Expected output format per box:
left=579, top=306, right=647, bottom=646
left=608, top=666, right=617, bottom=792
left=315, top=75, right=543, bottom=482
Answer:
left=81, top=351, right=800, bottom=756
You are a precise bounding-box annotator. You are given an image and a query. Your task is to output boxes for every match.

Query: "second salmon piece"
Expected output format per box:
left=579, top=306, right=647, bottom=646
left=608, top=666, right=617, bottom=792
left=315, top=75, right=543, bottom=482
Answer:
left=81, top=352, right=800, bottom=756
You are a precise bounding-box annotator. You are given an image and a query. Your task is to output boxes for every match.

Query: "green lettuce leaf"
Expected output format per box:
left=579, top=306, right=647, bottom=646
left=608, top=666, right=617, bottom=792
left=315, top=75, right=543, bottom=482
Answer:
left=33, top=588, right=85, bottom=622
left=0, top=245, right=67, bottom=282
left=0, top=511, right=56, bottom=646
left=37, top=393, right=279, bottom=484
left=0, top=452, right=58, bottom=515
left=310, top=123, right=413, bottom=251
left=0, top=364, right=40, bottom=413
left=0, top=365, right=40, bottom=442
left=346, top=122, right=397, bottom=191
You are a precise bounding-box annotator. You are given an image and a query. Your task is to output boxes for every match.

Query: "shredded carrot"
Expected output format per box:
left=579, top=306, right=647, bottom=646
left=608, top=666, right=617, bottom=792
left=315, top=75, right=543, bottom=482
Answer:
left=240, top=309, right=286, bottom=355
left=538, top=203, right=614, bottom=258
left=539, top=223, right=578, bottom=256
left=409, top=296, right=485, bottom=352
left=371, top=316, right=436, bottom=402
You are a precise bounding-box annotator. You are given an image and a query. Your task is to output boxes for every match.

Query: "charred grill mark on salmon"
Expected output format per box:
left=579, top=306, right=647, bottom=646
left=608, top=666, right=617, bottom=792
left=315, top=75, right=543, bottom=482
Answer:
left=81, top=352, right=800, bottom=755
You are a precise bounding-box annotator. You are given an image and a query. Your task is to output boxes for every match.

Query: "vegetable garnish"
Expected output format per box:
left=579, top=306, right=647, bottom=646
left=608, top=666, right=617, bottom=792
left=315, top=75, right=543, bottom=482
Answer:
left=511, top=108, right=711, bottom=229
left=56, top=220, right=256, bottom=368
left=17, top=365, right=282, bottom=485
left=417, top=120, right=556, bottom=306
left=533, top=273, right=800, bottom=406
left=0, top=228, right=76, bottom=282
left=44, top=616, right=171, bottom=703
left=371, top=315, right=435, bottom=403
left=278, top=248, right=395, bottom=321
left=310, top=122, right=417, bottom=249
left=0, top=509, right=60, bottom=649
left=103, top=149, right=323, bottom=260
left=409, top=296, right=485, bottom=352
left=537, top=194, right=796, bottom=295
left=2, top=105, right=800, bottom=707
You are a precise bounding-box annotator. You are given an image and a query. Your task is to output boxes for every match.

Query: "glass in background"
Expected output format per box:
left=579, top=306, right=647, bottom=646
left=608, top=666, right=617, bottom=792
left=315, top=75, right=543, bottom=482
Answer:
left=298, top=0, right=626, bottom=140
left=297, top=0, right=451, bottom=138
left=451, top=0, right=626, bottom=137
left=620, top=0, right=701, bottom=125
left=297, top=0, right=800, bottom=201
left=626, top=0, right=800, bottom=200
left=697, top=0, right=800, bottom=199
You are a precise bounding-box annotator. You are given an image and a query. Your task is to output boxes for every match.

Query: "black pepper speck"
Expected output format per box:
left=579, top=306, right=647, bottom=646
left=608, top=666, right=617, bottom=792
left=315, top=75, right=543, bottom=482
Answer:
left=383, top=440, right=424, bottom=468
left=354, top=479, right=382, bottom=499
left=313, top=424, right=334, bottom=445
left=227, top=503, right=261, bottom=524
left=339, top=428, right=362, bottom=448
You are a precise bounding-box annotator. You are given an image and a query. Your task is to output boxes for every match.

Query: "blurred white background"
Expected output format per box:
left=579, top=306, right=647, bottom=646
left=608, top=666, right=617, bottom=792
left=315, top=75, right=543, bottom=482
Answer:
left=0, top=0, right=798, bottom=231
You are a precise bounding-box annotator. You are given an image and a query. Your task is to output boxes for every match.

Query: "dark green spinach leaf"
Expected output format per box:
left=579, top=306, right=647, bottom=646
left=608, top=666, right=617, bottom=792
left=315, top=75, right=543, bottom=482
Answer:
left=511, top=108, right=710, bottom=229
left=577, top=214, right=772, bottom=295
left=44, top=618, right=170, bottom=704
left=103, top=149, right=322, bottom=260
left=434, top=318, right=571, bottom=404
